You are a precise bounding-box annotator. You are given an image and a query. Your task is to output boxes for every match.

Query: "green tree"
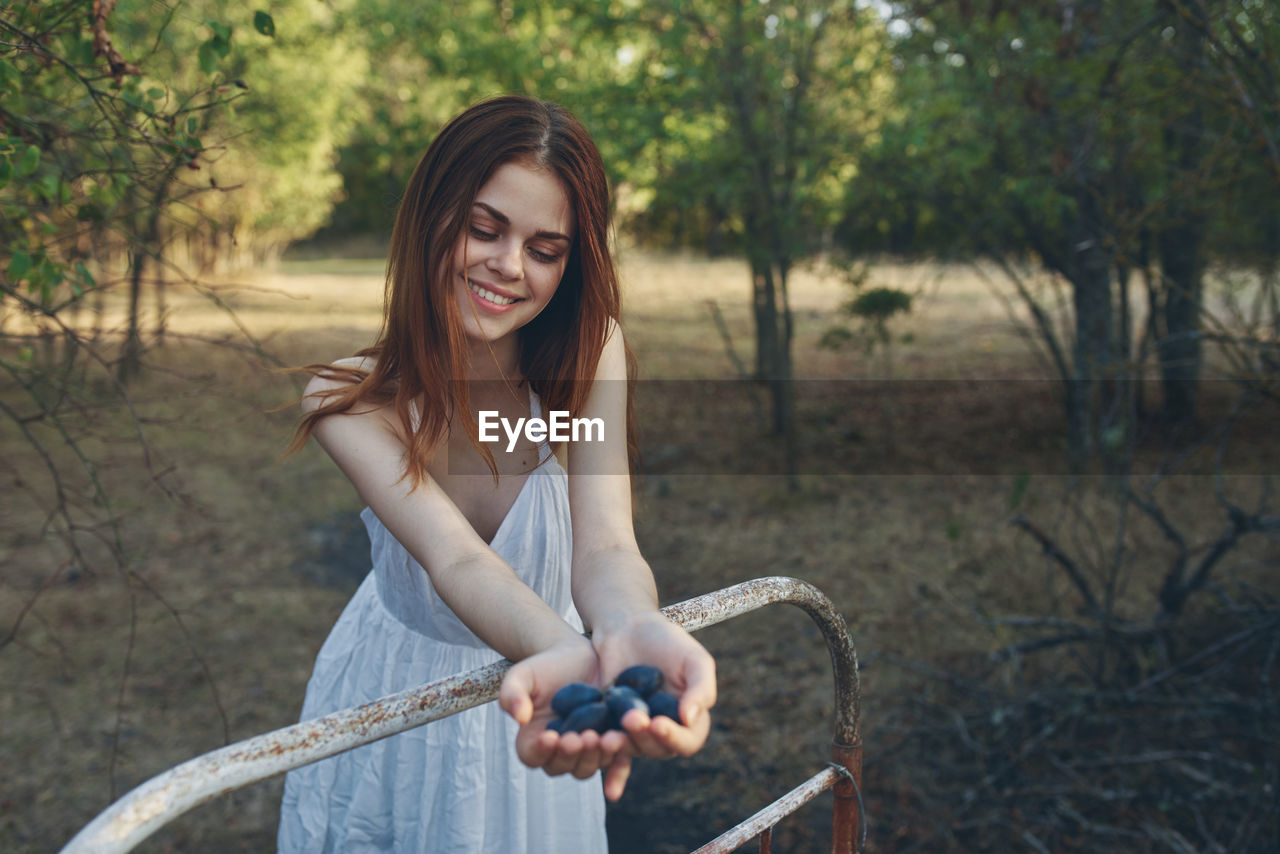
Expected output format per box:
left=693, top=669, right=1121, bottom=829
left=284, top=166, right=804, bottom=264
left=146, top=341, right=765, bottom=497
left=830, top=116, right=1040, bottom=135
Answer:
left=842, top=1, right=1278, bottom=469
left=106, top=0, right=366, bottom=271
left=316, top=0, right=621, bottom=239
left=0, top=0, right=292, bottom=637
left=595, top=0, right=891, bottom=482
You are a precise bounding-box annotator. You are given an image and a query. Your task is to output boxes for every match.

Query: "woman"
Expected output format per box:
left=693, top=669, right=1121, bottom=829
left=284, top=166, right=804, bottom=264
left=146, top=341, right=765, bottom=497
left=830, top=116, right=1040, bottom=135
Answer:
left=277, top=96, right=717, bottom=852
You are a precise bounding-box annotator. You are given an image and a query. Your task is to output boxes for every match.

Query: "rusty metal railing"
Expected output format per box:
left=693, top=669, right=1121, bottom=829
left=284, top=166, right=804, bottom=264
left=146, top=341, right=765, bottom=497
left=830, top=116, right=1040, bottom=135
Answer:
left=61, top=576, right=863, bottom=853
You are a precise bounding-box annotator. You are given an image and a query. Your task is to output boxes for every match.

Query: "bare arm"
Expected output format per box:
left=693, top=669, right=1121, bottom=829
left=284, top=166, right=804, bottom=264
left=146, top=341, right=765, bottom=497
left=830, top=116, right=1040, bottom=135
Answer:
left=501, top=327, right=717, bottom=799
left=301, top=369, right=585, bottom=663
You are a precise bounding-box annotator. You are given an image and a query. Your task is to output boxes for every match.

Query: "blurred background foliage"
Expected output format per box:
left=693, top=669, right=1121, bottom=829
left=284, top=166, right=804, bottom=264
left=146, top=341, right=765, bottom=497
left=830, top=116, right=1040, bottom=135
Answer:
left=6, top=0, right=1277, bottom=284
left=8, top=0, right=1277, bottom=431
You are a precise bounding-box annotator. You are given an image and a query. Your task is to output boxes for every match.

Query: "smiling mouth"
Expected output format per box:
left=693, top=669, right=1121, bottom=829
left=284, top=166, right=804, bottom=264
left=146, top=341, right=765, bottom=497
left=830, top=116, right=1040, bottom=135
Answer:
left=467, top=280, right=522, bottom=306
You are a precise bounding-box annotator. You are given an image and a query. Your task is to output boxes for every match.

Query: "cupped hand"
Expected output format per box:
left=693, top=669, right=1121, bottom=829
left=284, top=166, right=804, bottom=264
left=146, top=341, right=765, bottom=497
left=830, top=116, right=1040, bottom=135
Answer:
left=593, top=611, right=718, bottom=773
left=498, top=637, right=634, bottom=795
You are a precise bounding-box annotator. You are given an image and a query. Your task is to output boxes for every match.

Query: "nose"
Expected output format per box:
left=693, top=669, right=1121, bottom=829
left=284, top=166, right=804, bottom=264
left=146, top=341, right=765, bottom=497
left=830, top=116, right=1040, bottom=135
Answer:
left=486, top=239, right=523, bottom=281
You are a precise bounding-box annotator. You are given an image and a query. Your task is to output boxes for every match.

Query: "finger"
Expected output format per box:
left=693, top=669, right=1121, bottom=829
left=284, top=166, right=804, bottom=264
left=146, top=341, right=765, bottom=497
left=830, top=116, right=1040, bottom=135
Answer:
left=603, top=753, right=633, bottom=802
left=598, top=727, right=631, bottom=756
left=622, top=710, right=674, bottom=759
left=677, top=698, right=705, bottom=732
left=570, top=735, right=604, bottom=780
left=516, top=727, right=559, bottom=769
left=678, top=655, right=718, bottom=712
left=650, top=705, right=711, bottom=757
left=544, top=731, right=585, bottom=776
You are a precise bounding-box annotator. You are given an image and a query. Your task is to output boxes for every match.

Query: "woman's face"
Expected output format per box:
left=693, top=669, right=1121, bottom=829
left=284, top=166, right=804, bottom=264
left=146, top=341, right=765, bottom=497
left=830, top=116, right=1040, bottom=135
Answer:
left=452, top=159, right=575, bottom=353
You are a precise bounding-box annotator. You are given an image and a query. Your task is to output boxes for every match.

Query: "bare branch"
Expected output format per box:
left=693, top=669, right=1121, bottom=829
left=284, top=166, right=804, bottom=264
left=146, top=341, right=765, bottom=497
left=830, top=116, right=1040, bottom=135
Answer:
left=1011, top=514, right=1101, bottom=614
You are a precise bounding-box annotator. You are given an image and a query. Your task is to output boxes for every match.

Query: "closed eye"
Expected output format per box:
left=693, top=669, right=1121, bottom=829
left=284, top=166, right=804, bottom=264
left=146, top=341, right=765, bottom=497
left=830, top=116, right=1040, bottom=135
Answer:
left=469, top=225, right=497, bottom=241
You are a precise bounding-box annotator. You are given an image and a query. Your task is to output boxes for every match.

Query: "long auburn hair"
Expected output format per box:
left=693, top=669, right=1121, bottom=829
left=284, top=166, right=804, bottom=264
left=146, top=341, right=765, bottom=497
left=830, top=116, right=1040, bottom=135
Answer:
left=290, top=95, right=632, bottom=484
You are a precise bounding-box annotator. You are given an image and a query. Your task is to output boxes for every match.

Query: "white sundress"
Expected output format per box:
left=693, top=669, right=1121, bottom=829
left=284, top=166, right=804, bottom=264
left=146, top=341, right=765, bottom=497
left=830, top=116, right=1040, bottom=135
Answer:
left=277, top=392, right=608, bottom=853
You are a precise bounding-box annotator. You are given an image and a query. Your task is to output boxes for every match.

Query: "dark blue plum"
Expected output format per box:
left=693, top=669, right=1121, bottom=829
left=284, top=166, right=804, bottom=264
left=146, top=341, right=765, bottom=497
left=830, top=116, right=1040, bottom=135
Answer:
left=551, top=682, right=603, bottom=718
left=604, top=685, right=649, bottom=729
left=562, top=701, right=611, bottom=734
left=614, top=665, right=664, bottom=698
left=646, top=691, right=681, bottom=723
left=545, top=717, right=568, bottom=733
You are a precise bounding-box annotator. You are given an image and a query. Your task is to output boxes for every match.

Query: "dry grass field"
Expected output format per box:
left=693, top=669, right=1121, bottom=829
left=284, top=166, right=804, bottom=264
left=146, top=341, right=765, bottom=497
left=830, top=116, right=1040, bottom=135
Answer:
left=2, top=250, right=1276, bottom=852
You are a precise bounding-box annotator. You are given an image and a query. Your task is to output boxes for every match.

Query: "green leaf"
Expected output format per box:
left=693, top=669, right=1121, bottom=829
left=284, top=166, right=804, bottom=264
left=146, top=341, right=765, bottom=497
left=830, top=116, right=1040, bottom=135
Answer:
left=206, top=20, right=232, bottom=43
left=17, top=144, right=39, bottom=176
left=148, top=87, right=165, bottom=100
left=0, top=59, right=18, bottom=90
left=253, top=11, right=276, bottom=38
left=199, top=41, right=218, bottom=74
left=187, top=117, right=200, bottom=135
left=0, top=158, right=11, bottom=189
left=8, top=251, right=32, bottom=280
left=213, top=35, right=231, bottom=58
left=75, top=262, right=96, bottom=289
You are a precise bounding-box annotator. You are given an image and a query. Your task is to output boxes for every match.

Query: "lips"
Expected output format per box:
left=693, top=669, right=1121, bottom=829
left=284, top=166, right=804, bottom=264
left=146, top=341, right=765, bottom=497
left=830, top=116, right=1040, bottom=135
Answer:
left=466, top=278, right=524, bottom=311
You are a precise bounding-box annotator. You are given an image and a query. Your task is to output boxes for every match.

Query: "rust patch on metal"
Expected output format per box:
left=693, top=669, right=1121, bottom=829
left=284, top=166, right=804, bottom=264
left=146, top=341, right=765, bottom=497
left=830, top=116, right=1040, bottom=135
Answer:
left=830, top=741, right=865, bottom=854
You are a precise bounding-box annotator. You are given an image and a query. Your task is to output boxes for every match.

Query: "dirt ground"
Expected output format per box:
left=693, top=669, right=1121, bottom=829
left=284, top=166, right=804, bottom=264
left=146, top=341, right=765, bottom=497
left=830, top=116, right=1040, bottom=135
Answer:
left=2, top=251, right=1276, bottom=852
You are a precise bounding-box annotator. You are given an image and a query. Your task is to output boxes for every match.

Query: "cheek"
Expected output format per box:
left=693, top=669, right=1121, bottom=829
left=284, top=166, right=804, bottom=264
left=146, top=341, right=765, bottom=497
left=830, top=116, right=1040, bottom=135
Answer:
left=451, top=241, right=470, bottom=273
left=449, top=228, right=479, bottom=273
left=538, top=267, right=567, bottom=301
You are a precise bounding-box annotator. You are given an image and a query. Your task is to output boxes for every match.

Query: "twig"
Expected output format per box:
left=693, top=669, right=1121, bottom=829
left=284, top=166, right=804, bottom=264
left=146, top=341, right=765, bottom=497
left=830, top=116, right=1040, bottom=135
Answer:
left=704, top=298, right=766, bottom=429
left=128, top=569, right=231, bottom=744
left=1132, top=616, right=1280, bottom=695
left=1022, top=829, right=1052, bottom=854
left=108, top=584, right=138, bottom=801
left=1011, top=514, right=1101, bottom=614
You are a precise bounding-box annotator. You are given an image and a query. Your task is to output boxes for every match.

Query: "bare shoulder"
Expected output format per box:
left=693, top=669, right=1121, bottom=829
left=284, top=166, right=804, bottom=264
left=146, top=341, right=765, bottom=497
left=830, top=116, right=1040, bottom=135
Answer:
left=301, top=355, right=377, bottom=415
left=595, top=319, right=629, bottom=381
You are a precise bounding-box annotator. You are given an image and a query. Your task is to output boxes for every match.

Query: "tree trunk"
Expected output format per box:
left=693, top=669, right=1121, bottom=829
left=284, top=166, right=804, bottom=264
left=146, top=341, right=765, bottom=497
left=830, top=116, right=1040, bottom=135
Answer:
left=119, top=184, right=145, bottom=382
left=1155, top=222, right=1205, bottom=430
left=752, top=259, right=778, bottom=384
left=1066, top=183, right=1116, bottom=472
left=154, top=232, right=167, bottom=349
left=119, top=166, right=177, bottom=382
left=1154, top=0, right=1209, bottom=432
left=775, top=262, right=797, bottom=489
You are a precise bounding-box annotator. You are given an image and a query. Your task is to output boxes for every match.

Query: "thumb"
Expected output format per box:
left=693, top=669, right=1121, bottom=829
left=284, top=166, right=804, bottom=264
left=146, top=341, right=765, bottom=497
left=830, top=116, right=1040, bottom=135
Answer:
left=680, top=654, right=718, bottom=711
left=499, top=664, right=535, bottom=725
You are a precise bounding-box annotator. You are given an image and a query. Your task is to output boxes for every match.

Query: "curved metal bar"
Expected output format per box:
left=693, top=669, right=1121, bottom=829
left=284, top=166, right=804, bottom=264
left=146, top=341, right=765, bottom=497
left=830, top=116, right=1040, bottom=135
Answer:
left=61, top=576, right=860, bottom=853
left=60, top=660, right=512, bottom=854
left=658, top=576, right=861, bottom=747
left=690, top=766, right=842, bottom=854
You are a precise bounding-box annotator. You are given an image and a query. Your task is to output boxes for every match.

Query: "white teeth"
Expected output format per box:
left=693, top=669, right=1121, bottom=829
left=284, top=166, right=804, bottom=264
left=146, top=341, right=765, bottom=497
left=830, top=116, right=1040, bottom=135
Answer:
left=468, top=281, right=518, bottom=306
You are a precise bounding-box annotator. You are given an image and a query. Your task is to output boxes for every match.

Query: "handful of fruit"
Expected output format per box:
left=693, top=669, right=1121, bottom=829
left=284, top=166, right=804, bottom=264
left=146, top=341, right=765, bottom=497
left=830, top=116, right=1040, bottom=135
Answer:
left=547, top=665, right=682, bottom=734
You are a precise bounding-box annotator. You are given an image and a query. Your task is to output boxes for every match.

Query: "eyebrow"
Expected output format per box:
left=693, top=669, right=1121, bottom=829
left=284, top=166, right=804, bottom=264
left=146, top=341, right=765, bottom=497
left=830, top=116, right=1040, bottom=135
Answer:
left=472, top=202, right=572, bottom=242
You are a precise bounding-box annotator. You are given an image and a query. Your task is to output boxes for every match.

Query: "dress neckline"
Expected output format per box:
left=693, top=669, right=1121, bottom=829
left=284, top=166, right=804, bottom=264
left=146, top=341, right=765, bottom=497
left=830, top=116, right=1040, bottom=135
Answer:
left=484, top=387, right=560, bottom=548
left=399, top=386, right=560, bottom=548
left=484, top=451, right=564, bottom=548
